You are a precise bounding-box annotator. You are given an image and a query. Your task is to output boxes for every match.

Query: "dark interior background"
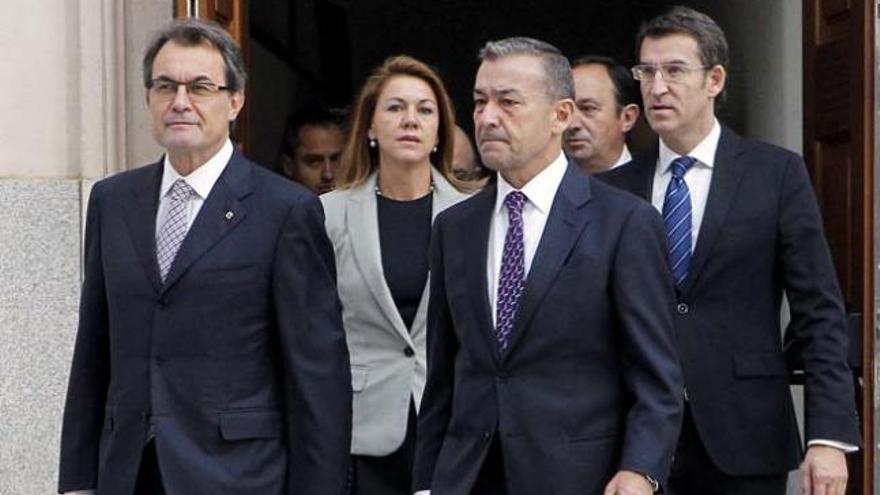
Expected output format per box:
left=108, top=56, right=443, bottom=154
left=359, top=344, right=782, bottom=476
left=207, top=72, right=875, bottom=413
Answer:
left=245, top=0, right=724, bottom=168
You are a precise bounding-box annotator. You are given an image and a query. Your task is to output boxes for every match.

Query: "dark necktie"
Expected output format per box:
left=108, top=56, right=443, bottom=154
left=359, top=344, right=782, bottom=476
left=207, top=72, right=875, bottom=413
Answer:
left=662, top=156, right=696, bottom=288
left=495, top=191, right=526, bottom=351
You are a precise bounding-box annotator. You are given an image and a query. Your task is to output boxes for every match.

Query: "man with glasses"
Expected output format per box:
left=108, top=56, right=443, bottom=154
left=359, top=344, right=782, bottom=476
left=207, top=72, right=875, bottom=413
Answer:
left=600, top=6, right=858, bottom=495
left=58, top=18, right=351, bottom=495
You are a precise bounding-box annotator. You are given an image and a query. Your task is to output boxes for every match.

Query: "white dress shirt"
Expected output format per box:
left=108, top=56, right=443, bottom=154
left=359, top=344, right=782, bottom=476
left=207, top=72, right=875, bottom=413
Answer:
left=650, top=119, right=719, bottom=250
left=487, top=152, right=569, bottom=326
left=610, top=143, right=632, bottom=170
left=648, top=120, right=856, bottom=454
left=155, top=139, right=233, bottom=239
left=61, top=141, right=233, bottom=495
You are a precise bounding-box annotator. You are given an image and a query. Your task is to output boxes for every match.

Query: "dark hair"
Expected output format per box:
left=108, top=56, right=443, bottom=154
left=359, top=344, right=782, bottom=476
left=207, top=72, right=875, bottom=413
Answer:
left=143, top=18, right=247, bottom=92
left=636, top=5, right=729, bottom=106
left=279, top=106, right=346, bottom=159
left=570, top=55, right=640, bottom=111
left=478, top=37, right=574, bottom=100
left=338, top=55, right=474, bottom=192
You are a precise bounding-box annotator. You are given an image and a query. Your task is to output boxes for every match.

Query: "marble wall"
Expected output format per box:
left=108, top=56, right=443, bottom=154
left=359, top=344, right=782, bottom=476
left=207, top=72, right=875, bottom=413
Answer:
left=0, top=181, right=82, bottom=493
left=0, top=1, right=169, bottom=493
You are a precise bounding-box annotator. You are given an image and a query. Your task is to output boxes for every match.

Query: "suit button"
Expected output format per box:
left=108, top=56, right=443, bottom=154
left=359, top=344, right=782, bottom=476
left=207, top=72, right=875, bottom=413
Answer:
left=154, top=355, right=164, bottom=365
left=157, top=299, right=168, bottom=309
left=676, top=303, right=689, bottom=314
left=496, top=372, right=508, bottom=384
left=403, top=346, right=415, bottom=357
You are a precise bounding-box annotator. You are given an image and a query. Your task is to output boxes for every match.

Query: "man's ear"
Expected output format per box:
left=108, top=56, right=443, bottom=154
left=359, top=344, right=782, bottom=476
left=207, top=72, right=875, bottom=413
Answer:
left=706, top=65, right=726, bottom=99
left=228, top=90, right=245, bottom=121
left=620, top=104, right=640, bottom=133
left=552, top=98, right=575, bottom=135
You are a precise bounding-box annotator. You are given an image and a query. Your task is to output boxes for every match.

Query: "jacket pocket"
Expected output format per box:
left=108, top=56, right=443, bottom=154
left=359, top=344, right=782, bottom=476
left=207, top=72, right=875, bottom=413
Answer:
left=351, top=365, right=368, bottom=393
left=219, top=409, right=283, bottom=440
left=733, top=352, right=787, bottom=378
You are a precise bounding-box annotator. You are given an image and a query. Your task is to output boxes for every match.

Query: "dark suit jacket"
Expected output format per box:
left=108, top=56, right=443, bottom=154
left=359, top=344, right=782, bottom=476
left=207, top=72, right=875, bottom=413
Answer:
left=598, top=126, right=861, bottom=475
left=414, top=164, right=684, bottom=495
left=58, top=151, right=352, bottom=495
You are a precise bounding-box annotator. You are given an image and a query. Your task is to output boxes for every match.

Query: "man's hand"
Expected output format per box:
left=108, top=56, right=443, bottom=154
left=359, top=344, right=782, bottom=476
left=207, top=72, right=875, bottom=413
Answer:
left=800, top=445, right=847, bottom=495
left=603, top=470, right=653, bottom=495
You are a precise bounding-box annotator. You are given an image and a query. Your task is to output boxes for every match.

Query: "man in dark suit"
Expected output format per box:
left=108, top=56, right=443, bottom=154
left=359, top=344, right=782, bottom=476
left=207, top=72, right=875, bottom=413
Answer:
left=599, top=7, right=859, bottom=495
left=58, top=18, right=351, bottom=495
left=413, top=37, right=683, bottom=495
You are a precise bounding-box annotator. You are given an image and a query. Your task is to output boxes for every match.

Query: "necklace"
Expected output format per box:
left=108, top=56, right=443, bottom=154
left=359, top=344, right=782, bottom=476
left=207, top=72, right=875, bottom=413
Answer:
left=374, top=179, right=435, bottom=198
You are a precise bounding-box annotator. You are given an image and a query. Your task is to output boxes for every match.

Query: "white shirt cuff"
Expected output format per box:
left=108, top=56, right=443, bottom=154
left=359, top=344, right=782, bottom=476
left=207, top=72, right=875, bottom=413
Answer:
left=807, top=439, right=859, bottom=453
left=63, top=491, right=96, bottom=495
left=414, top=491, right=431, bottom=495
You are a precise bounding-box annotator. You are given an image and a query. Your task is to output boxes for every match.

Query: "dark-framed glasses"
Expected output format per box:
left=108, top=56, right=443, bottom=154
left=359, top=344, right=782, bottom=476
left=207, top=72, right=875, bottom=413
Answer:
left=631, top=63, right=709, bottom=83
left=147, top=77, right=230, bottom=100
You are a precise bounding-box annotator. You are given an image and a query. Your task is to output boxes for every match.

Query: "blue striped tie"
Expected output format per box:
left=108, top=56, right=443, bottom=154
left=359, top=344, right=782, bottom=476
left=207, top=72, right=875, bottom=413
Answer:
left=663, top=156, right=696, bottom=288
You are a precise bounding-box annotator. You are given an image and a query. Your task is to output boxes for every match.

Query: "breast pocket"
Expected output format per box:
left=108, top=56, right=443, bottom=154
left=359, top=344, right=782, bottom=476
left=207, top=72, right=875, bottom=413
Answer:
left=195, top=265, right=261, bottom=289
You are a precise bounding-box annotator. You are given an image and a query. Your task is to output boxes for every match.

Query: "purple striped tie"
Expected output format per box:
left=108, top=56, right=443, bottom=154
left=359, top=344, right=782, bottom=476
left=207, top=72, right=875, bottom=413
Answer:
left=495, top=191, right=526, bottom=351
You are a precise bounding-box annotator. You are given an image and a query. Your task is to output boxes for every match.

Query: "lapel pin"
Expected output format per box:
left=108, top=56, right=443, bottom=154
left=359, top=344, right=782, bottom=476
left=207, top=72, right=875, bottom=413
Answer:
left=225, top=211, right=234, bottom=221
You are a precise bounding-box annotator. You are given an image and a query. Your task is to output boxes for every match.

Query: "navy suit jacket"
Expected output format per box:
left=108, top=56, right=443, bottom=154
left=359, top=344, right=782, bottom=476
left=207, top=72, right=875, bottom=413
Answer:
left=598, top=127, right=860, bottom=475
left=414, top=164, right=684, bottom=495
left=58, top=151, right=352, bottom=495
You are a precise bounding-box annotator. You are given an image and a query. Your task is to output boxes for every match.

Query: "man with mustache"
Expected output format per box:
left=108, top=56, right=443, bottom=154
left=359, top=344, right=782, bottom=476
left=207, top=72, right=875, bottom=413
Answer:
left=563, top=56, right=640, bottom=174
left=58, top=18, right=351, bottom=495
left=600, top=6, right=859, bottom=495
left=414, top=37, right=683, bottom=495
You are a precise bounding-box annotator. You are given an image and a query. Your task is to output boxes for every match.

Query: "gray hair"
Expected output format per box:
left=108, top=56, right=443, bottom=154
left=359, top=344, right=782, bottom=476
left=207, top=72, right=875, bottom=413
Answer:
left=143, top=18, right=247, bottom=92
left=478, top=37, right=574, bottom=101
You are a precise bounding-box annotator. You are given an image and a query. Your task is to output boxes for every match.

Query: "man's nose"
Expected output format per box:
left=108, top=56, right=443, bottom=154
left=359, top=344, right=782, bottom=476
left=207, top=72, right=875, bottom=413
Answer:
left=171, top=84, right=193, bottom=111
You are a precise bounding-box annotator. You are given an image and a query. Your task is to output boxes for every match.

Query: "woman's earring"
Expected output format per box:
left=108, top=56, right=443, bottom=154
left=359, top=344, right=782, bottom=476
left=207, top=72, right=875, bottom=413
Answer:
left=369, top=138, right=378, bottom=148
left=432, top=145, right=439, bottom=153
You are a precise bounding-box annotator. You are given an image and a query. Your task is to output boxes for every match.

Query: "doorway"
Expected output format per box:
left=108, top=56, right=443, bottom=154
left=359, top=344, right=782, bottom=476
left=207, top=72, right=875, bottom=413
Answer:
left=178, top=1, right=876, bottom=493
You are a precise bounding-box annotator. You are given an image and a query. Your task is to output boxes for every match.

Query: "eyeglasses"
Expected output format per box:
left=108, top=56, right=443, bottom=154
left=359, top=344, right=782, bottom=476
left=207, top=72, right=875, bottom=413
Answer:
left=631, top=63, right=709, bottom=83
left=147, top=77, right=230, bottom=100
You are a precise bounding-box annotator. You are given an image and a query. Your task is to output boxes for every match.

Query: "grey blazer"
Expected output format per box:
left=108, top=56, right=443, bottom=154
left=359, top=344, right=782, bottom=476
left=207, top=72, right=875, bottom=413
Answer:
left=321, top=169, right=469, bottom=456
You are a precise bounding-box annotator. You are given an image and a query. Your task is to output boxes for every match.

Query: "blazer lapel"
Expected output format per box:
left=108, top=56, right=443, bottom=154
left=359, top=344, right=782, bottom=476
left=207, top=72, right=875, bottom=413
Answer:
left=347, top=174, right=411, bottom=342
left=123, top=160, right=164, bottom=293
left=502, top=165, right=593, bottom=359
left=160, top=152, right=252, bottom=295
left=680, top=127, right=745, bottom=294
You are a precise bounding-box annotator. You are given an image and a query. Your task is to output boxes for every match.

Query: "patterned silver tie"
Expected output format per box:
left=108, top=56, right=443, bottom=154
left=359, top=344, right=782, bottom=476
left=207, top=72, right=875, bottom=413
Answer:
left=156, top=179, right=195, bottom=282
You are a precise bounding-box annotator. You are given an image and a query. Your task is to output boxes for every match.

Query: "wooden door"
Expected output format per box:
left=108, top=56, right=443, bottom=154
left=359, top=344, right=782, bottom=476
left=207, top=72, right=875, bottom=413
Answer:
left=175, top=0, right=250, bottom=154
left=803, top=1, right=875, bottom=493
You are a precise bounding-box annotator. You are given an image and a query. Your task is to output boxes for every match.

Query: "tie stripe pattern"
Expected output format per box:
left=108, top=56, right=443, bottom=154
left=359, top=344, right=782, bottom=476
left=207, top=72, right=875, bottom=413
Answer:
left=495, top=191, right=526, bottom=351
left=662, top=156, right=696, bottom=288
left=156, top=179, right=195, bottom=282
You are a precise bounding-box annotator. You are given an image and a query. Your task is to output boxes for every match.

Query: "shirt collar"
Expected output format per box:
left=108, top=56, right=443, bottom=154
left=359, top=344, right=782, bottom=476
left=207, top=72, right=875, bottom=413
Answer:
left=160, top=140, right=234, bottom=199
left=610, top=144, right=632, bottom=169
left=658, top=118, right=721, bottom=174
left=495, top=151, right=568, bottom=215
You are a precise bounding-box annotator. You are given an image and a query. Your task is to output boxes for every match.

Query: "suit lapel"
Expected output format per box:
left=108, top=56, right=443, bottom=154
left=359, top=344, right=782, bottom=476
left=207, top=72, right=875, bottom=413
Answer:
left=503, top=165, right=593, bottom=359
left=681, top=127, right=745, bottom=293
left=123, top=160, right=164, bottom=293
left=159, top=152, right=252, bottom=295
left=347, top=174, right=412, bottom=342
left=452, top=185, right=498, bottom=359
left=410, top=170, right=468, bottom=339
